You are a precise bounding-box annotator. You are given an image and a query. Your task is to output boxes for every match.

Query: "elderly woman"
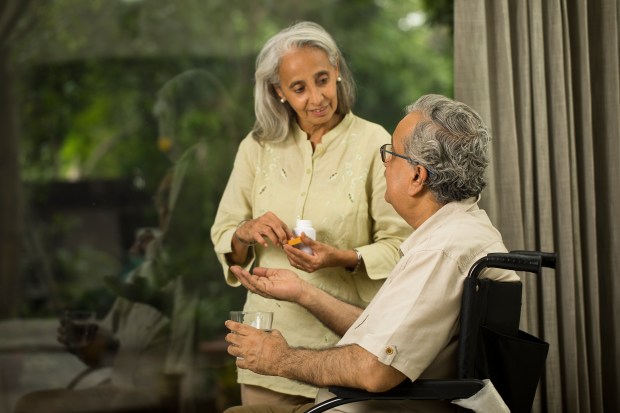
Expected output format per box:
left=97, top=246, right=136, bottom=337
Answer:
left=211, top=21, right=411, bottom=405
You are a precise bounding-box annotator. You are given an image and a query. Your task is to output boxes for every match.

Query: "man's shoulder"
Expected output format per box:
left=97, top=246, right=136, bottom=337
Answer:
left=403, top=208, right=507, bottom=271
left=413, top=204, right=500, bottom=243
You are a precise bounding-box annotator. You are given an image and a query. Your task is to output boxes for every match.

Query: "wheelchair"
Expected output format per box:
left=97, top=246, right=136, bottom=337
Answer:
left=306, top=250, right=556, bottom=413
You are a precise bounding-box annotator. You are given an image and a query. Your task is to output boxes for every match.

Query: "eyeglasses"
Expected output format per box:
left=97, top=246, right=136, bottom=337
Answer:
left=379, top=143, right=433, bottom=177
left=380, top=143, right=417, bottom=164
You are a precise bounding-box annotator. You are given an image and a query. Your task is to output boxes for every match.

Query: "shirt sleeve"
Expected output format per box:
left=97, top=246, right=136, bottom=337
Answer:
left=344, top=249, right=464, bottom=381
left=352, top=127, right=412, bottom=302
left=210, top=135, right=258, bottom=285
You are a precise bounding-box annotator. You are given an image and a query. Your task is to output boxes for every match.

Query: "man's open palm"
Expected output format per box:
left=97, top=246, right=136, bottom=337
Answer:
left=230, top=266, right=305, bottom=303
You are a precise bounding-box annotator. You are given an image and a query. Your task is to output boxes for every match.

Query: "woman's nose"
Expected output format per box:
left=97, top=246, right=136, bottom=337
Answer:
left=308, top=86, right=323, bottom=105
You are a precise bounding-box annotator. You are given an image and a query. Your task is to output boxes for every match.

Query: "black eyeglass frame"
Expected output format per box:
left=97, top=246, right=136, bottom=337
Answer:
left=379, top=143, right=433, bottom=177
left=379, top=143, right=410, bottom=163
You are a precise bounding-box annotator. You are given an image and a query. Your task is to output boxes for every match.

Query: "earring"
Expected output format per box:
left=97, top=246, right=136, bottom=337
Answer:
left=337, top=76, right=342, bottom=83
left=280, top=98, right=286, bottom=103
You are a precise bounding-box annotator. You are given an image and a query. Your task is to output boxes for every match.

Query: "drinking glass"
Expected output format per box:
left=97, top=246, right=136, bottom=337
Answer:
left=229, top=311, right=273, bottom=331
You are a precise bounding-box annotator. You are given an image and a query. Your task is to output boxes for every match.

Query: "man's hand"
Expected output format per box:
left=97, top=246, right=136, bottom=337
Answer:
left=230, top=266, right=306, bottom=303
left=57, top=322, right=118, bottom=367
left=231, top=263, right=363, bottom=337
left=225, top=320, right=289, bottom=376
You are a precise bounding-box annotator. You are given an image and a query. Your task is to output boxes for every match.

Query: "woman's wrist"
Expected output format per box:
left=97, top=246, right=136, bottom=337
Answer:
left=234, top=220, right=256, bottom=246
left=346, top=249, right=363, bottom=273
left=227, top=220, right=255, bottom=265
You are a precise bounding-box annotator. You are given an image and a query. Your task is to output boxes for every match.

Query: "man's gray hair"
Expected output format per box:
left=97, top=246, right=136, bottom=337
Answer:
left=252, top=21, right=355, bottom=143
left=403, top=94, right=491, bottom=203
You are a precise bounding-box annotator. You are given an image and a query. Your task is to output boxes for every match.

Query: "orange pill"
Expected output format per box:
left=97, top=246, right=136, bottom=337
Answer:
left=287, top=236, right=302, bottom=246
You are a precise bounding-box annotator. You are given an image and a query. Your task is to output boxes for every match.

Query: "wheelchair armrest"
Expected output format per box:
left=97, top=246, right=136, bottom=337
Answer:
left=331, top=378, right=485, bottom=399
left=305, top=379, right=485, bottom=413
left=509, top=250, right=557, bottom=269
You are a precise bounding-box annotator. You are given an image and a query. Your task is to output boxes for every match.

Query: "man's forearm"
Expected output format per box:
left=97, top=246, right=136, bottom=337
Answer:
left=226, top=322, right=407, bottom=392
left=280, top=345, right=363, bottom=388
left=297, top=283, right=363, bottom=336
left=274, top=344, right=405, bottom=392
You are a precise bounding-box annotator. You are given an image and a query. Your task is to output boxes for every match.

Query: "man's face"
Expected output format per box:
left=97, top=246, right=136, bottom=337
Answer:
left=384, top=112, right=422, bottom=211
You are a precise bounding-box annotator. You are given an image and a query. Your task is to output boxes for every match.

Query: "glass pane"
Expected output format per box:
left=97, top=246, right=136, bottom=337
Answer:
left=1, top=0, right=453, bottom=411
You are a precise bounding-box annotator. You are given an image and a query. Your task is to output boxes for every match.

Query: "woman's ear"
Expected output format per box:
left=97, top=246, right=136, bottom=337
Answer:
left=273, top=85, right=284, bottom=101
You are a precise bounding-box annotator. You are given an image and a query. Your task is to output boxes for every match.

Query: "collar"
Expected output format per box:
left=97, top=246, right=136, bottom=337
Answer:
left=399, top=196, right=481, bottom=256
left=292, top=112, right=354, bottom=146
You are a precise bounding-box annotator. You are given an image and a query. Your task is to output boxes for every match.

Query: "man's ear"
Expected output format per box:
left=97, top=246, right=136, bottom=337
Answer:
left=407, top=165, right=428, bottom=196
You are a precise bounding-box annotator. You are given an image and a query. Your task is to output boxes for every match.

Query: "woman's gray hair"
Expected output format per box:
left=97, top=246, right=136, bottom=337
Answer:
left=403, top=94, right=491, bottom=203
left=252, top=21, right=355, bottom=143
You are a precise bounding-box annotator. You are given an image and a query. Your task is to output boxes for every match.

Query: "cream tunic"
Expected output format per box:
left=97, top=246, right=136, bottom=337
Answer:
left=211, top=113, right=411, bottom=397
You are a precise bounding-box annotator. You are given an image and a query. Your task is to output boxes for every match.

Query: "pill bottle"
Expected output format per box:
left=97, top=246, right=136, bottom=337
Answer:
left=293, top=219, right=316, bottom=255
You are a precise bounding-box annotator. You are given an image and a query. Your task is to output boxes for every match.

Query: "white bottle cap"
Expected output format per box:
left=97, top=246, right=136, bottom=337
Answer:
left=296, top=219, right=313, bottom=228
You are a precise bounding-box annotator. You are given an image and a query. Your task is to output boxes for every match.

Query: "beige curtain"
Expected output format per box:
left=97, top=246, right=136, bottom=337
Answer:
left=454, top=0, right=619, bottom=411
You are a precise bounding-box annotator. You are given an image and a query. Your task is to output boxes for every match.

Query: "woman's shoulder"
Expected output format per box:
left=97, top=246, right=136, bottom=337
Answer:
left=347, top=112, right=391, bottom=142
left=238, top=131, right=266, bottom=151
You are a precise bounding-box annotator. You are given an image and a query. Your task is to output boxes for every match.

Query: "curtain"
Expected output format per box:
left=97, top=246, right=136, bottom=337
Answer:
left=454, top=0, right=619, bottom=412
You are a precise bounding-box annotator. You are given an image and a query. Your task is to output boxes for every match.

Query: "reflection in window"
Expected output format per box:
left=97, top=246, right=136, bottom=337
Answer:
left=1, top=1, right=453, bottom=411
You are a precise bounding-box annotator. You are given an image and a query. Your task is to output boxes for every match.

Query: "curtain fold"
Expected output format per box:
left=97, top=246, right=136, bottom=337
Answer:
left=454, top=0, right=619, bottom=411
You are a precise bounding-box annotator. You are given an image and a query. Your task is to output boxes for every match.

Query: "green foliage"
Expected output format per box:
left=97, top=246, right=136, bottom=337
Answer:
left=14, top=0, right=454, bottom=324
left=10, top=1, right=454, bottom=407
left=18, top=57, right=254, bottom=195
left=421, top=0, right=454, bottom=33
left=16, top=0, right=453, bottom=186
left=19, top=210, right=119, bottom=317
left=333, top=0, right=454, bottom=129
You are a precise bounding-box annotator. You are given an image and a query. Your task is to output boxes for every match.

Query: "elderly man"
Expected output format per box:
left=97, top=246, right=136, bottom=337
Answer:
left=223, top=94, right=519, bottom=413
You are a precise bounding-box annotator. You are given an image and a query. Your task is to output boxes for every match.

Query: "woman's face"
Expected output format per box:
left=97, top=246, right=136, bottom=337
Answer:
left=275, top=46, right=340, bottom=133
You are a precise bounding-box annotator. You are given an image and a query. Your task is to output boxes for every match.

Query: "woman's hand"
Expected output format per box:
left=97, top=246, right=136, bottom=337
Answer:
left=283, top=233, right=344, bottom=273
left=235, top=212, right=294, bottom=248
